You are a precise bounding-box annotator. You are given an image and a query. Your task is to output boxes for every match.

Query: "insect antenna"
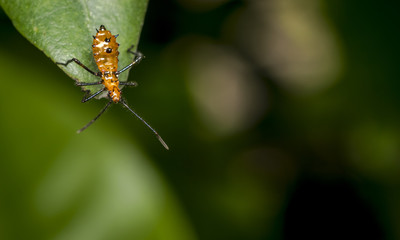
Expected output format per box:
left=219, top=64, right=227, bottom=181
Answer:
left=77, top=100, right=113, bottom=134
left=120, top=99, right=169, bottom=150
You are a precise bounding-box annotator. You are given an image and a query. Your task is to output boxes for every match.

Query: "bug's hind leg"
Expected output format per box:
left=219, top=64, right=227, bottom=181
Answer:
left=116, top=46, right=144, bottom=74
left=127, top=45, right=141, bottom=56
left=56, top=58, right=101, bottom=77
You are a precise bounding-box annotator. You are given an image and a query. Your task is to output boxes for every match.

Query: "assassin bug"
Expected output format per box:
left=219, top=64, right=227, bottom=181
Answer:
left=57, top=25, right=169, bottom=150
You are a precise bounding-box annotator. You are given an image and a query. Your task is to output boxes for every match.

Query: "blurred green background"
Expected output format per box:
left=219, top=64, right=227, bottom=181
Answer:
left=1, top=0, right=399, bottom=239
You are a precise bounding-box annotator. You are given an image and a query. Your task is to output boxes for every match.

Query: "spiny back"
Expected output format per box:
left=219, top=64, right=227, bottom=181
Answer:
left=92, top=25, right=119, bottom=73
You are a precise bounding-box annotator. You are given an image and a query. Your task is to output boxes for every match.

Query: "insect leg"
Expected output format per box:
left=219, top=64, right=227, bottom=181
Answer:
left=77, top=100, right=113, bottom=133
left=120, top=98, right=169, bottom=150
left=116, top=47, right=144, bottom=74
left=56, top=58, right=101, bottom=77
left=127, top=45, right=140, bottom=55
left=76, top=81, right=103, bottom=86
left=81, top=87, right=105, bottom=103
left=119, top=81, right=138, bottom=87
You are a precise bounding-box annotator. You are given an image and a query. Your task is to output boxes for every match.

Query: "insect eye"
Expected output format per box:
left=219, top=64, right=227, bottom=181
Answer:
left=105, top=38, right=110, bottom=42
left=106, top=48, right=112, bottom=53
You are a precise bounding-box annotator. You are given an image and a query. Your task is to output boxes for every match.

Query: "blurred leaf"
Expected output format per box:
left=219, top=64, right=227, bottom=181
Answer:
left=0, top=0, right=148, bottom=93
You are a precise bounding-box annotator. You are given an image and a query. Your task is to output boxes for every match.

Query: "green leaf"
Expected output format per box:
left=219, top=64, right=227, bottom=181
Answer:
left=0, top=0, right=148, bottom=93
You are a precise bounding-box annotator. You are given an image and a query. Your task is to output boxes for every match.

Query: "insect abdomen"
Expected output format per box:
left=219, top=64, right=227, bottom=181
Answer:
left=92, top=25, right=119, bottom=73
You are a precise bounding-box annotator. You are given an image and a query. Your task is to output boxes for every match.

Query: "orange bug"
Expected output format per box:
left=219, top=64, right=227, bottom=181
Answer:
left=57, top=25, right=169, bottom=150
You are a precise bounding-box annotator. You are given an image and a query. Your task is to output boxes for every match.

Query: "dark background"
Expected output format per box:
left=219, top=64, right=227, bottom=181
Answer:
left=0, top=0, right=399, bottom=239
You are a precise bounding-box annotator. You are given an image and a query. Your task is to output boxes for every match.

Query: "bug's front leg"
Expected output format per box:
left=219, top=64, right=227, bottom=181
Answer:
left=81, top=87, right=105, bottom=103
